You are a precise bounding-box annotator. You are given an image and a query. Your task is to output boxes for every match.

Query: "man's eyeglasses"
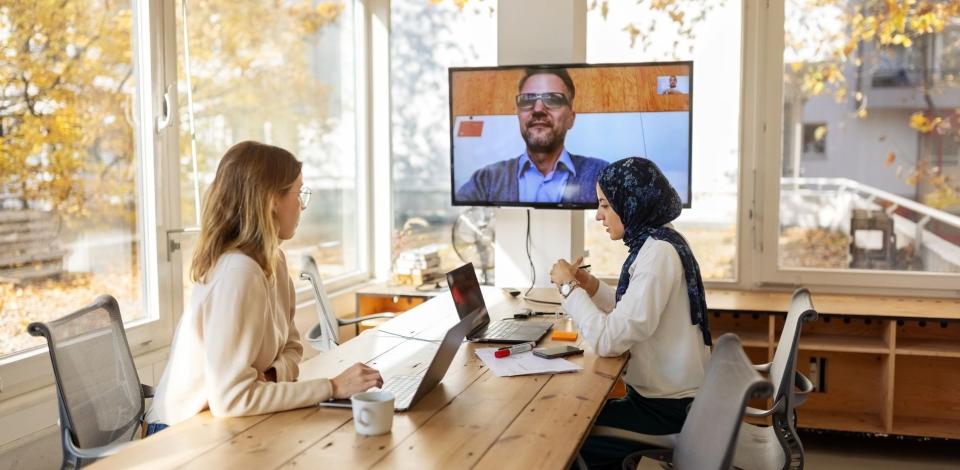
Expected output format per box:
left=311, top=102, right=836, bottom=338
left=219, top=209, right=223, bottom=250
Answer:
left=298, top=187, right=312, bottom=210
left=515, top=92, right=570, bottom=111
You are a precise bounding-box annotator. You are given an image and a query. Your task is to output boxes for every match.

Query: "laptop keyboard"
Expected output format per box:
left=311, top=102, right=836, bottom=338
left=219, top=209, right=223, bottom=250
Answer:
left=483, top=320, right=538, bottom=338
left=383, top=373, right=423, bottom=407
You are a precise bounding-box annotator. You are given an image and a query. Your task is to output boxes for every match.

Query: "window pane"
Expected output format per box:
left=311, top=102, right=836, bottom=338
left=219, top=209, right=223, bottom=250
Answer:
left=586, top=0, right=741, bottom=281
left=176, top=0, right=359, bottom=287
left=390, top=1, right=497, bottom=281
left=1, top=1, right=144, bottom=358
left=782, top=0, right=960, bottom=273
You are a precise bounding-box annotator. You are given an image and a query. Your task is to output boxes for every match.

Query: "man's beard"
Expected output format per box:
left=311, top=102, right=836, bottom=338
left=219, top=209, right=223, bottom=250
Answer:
left=522, top=124, right=566, bottom=154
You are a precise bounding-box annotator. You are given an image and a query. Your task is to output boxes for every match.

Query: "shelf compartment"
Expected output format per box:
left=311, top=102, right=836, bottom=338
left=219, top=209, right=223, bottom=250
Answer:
left=776, top=314, right=891, bottom=353
left=895, top=338, right=960, bottom=358
left=796, top=410, right=885, bottom=434
left=895, top=319, right=960, bottom=358
left=892, top=416, right=960, bottom=440
left=894, top=356, right=960, bottom=433
left=713, top=329, right=769, bottom=348
left=793, top=351, right=887, bottom=434
left=709, top=311, right=770, bottom=348
left=797, top=334, right=890, bottom=354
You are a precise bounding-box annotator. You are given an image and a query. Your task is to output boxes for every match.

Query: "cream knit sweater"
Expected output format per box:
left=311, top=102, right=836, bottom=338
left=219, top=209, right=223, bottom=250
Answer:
left=146, top=251, right=332, bottom=425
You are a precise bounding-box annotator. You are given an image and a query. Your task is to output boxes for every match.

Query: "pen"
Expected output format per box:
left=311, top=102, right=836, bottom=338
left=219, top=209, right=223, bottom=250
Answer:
left=494, top=341, right=536, bottom=358
left=578, top=265, right=591, bottom=270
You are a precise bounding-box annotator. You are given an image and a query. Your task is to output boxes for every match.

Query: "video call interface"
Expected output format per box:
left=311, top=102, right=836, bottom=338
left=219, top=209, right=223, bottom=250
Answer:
left=449, top=62, right=692, bottom=209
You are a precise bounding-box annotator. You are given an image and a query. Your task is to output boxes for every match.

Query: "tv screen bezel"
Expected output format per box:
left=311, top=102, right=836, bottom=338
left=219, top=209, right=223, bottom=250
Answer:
left=448, top=60, right=694, bottom=210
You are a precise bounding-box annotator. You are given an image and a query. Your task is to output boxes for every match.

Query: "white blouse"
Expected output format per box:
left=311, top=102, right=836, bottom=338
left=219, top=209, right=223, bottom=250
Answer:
left=562, top=239, right=711, bottom=399
left=146, top=251, right=332, bottom=425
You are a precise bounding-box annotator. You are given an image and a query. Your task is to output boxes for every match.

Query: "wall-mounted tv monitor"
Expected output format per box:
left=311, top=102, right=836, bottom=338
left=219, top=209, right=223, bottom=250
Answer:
left=449, top=61, right=693, bottom=209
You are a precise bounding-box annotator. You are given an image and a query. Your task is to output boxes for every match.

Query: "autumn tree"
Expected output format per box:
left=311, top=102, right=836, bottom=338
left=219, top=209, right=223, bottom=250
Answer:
left=1, top=0, right=344, bottom=230
left=785, top=0, right=960, bottom=210
left=1, top=1, right=136, bottom=228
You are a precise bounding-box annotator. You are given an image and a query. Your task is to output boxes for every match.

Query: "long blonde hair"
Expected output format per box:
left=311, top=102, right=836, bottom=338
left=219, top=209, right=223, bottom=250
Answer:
left=191, top=141, right=302, bottom=283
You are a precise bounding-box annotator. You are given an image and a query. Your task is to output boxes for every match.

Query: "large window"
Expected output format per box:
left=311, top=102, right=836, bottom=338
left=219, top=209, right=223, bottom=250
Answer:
left=0, top=1, right=148, bottom=359
left=389, top=0, right=496, bottom=279
left=175, top=0, right=362, bottom=291
left=586, top=0, right=742, bottom=281
left=776, top=0, right=960, bottom=280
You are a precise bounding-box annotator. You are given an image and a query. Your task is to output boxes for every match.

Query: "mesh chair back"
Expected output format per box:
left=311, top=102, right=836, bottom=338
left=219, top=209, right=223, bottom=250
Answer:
left=769, top=288, right=817, bottom=401
left=674, top=333, right=773, bottom=470
left=300, top=255, right=340, bottom=346
left=27, top=295, right=144, bottom=451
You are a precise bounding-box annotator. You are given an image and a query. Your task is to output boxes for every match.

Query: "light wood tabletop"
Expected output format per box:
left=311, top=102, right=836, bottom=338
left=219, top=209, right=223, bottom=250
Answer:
left=90, top=287, right=627, bottom=470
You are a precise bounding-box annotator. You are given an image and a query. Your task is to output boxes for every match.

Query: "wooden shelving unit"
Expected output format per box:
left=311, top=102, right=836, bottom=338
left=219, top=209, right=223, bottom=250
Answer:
left=706, top=288, right=960, bottom=441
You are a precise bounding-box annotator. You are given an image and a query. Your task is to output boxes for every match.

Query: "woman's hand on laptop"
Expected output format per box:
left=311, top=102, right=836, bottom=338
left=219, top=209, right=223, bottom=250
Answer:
left=330, top=363, right=384, bottom=399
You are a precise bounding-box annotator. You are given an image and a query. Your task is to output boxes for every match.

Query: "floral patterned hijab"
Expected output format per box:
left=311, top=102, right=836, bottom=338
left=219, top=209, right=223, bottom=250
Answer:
left=597, top=157, right=711, bottom=346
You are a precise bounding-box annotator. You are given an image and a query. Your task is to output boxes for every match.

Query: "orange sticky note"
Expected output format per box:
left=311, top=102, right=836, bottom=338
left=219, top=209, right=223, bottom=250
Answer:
left=552, top=330, right=578, bottom=341
left=458, top=120, right=483, bottom=137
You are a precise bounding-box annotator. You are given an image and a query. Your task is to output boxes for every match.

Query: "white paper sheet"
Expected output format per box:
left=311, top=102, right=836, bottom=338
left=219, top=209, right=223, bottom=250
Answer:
left=474, top=348, right=583, bottom=377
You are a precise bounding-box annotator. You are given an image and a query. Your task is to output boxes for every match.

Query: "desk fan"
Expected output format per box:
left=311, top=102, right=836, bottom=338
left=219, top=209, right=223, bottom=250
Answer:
left=451, top=207, right=495, bottom=284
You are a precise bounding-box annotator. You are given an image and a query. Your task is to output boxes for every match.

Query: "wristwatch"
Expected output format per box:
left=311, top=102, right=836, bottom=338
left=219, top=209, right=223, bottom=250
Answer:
left=559, top=279, right=581, bottom=299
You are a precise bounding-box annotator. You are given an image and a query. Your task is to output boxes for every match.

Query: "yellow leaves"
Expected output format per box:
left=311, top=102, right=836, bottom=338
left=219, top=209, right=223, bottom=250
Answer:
left=790, top=62, right=803, bottom=72
left=429, top=0, right=469, bottom=10
left=623, top=23, right=641, bottom=49
left=601, top=1, right=609, bottom=20
left=909, top=112, right=942, bottom=133
left=801, top=63, right=847, bottom=97
left=842, top=40, right=857, bottom=57
left=908, top=11, right=945, bottom=34
left=923, top=185, right=960, bottom=210
left=650, top=0, right=676, bottom=10
left=813, top=125, right=827, bottom=142
left=891, top=33, right=912, bottom=47
left=668, top=10, right=685, bottom=24
left=885, top=152, right=896, bottom=167
left=294, top=1, right=345, bottom=35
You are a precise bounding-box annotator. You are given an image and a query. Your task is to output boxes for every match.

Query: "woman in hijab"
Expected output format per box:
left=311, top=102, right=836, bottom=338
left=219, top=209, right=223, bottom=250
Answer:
left=549, top=157, right=712, bottom=470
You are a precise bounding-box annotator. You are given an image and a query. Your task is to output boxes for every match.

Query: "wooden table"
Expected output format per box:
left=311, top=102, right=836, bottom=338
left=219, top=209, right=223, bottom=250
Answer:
left=91, top=287, right=627, bottom=470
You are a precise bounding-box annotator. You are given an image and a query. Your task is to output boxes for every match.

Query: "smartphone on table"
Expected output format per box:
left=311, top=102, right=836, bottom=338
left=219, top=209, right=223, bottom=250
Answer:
left=533, top=345, right=584, bottom=359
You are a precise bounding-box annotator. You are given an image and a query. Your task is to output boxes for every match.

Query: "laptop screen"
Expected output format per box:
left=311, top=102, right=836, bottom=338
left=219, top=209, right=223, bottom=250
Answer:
left=447, top=263, right=489, bottom=333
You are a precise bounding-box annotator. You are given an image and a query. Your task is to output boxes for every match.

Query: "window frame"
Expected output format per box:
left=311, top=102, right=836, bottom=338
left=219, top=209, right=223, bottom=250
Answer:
left=0, top=0, right=379, bottom=403
left=750, top=0, right=960, bottom=295
left=0, top=0, right=175, bottom=400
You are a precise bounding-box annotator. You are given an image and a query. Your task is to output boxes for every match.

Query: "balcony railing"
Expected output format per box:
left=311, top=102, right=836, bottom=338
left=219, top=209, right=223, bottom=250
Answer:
left=782, top=177, right=960, bottom=270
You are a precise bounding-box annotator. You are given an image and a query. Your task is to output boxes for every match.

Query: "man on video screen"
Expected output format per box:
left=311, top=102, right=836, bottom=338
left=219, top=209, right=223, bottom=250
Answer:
left=455, top=68, right=608, bottom=205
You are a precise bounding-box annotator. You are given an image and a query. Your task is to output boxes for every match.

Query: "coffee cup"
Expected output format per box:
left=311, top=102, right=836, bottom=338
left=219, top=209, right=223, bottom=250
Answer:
left=350, top=390, right=395, bottom=436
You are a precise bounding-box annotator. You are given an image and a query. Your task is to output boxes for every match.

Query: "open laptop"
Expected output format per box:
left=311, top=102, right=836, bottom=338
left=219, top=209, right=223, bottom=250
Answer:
left=447, top=263, right=552, bottom=344
left=319, top=309, right=477, bottom=412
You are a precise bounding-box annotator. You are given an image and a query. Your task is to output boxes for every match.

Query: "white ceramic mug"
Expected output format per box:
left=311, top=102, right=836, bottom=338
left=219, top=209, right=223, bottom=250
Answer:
left=350, top=390, right=395, bottom=436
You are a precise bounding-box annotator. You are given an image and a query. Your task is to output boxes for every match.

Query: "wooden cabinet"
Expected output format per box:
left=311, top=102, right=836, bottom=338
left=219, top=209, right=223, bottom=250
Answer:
left=707, top=289, right=960, bottom=440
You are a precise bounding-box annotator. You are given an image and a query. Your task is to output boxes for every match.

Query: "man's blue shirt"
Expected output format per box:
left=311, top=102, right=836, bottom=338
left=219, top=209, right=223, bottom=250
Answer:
left=455, top=152, right=609, bottom=205
left=516, top=150, right=576, bottom=203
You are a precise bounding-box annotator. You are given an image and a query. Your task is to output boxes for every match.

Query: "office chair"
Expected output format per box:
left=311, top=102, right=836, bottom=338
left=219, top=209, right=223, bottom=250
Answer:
left=732, top=288, right=818, bottom=470
left=27, top=295, right=154, bottom=470
left=583, top=333, right=773, bottom=470
left=299, top=255, right=395, bottom=351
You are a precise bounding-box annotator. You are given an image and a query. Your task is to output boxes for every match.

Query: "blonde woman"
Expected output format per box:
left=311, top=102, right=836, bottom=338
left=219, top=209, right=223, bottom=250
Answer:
left=146, top=141, right=382, bottom=433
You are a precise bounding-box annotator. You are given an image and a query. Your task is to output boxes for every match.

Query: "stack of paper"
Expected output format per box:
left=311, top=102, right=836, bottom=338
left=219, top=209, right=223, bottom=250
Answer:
left=474, top=348, right=582, bottom=377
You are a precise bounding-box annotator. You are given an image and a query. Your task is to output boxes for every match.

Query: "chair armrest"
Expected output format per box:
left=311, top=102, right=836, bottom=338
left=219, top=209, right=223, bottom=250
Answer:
left=744, top=406, right=776, bottom=418
left=793, top=370, right=814, bottom=407
left=752, top=362, right=772, bottom=373
left=589, top=425, right=678, bottom=450
left=63, top=427, right=130, bottom=460
left=142, top=384, right=155, bottom=399
left=338, top=312, right=396, bottom=326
